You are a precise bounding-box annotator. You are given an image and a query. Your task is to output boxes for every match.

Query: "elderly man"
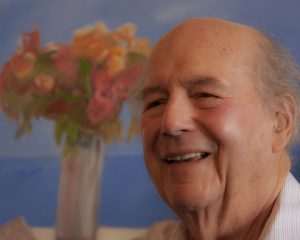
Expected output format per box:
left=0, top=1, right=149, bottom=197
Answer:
left=136, top=17, right=300, bottom=239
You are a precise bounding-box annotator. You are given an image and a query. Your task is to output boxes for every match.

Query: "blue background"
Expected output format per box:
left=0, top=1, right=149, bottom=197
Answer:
left=0, top=0, right=300, bottom=228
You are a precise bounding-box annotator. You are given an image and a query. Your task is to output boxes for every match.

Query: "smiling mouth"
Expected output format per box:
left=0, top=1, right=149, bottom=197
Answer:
left=165, top=152, right=210, bottom=164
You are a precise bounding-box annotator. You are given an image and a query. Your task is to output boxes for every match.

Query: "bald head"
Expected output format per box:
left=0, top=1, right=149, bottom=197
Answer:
left=159, top=17, right=262, bottom=44
left=144, top=18, right=265, bottom=94
left=148, top=17, right=265, bottom=73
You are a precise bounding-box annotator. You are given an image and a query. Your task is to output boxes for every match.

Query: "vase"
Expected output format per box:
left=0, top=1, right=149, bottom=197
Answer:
left=55, top=136, right=104, bottom=240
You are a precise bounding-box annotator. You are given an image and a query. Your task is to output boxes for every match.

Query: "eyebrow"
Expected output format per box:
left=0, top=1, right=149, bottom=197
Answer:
left=141, top=76, right=227, bottom=99
left=141, top=85, right=167, bottom=100
left=185, top=76, right=228, bottom=90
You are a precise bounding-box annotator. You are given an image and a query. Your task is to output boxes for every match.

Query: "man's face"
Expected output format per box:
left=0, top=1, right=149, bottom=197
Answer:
left=140, top=22, right=281, bottom=215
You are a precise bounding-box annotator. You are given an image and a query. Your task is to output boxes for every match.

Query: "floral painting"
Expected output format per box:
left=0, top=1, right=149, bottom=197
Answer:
left=0, top=0, right=300, bottom=229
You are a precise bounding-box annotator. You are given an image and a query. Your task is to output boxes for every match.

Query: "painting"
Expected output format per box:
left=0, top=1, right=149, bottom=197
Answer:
left=0, top=0, right=300, bottom=228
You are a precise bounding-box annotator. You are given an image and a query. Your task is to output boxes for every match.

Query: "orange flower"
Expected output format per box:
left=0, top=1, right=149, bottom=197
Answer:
left=107, top=55, right=125, bottom=76
left=112, top=23, right=136, bottom=46
left=10, top=51, right=36, bottom=79
left=71, top=24, right=109, bottom=62
left=132, top=38, right=152, bottom=55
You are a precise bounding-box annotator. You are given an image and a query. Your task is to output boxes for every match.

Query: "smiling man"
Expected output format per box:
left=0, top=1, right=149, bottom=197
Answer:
left=137, top=18, right=300, bottom=239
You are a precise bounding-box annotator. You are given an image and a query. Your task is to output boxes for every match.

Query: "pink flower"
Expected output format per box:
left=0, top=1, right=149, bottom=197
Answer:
left=90, top=68, right=112, bottom=91
left=0, top=62, right=12, bottom=97
left=21, top=28, right=40, bottom=53
left=86, top=92, right=116, bottom=125
left=48, top=44, right=78, bottom=85
left=112, top=64, right=143, bottom=101
left=34, top=74, right=55, bottom=94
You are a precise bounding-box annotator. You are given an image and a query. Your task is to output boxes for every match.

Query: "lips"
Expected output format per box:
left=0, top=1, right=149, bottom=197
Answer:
left=163, top=152, right=210, bottom=164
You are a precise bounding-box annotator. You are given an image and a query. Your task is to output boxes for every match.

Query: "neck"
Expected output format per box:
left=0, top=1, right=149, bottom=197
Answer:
left=181, top=202, right=276, bottom=240
left=177, top=153, right=291, bottom=240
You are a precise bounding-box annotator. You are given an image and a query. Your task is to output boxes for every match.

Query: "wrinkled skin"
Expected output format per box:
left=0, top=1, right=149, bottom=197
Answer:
left=140, top=18, right=293, bottom=239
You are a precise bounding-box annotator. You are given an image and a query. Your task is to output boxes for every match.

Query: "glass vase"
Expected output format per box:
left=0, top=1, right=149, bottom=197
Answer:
left=55, top=136, right=104, bottom=240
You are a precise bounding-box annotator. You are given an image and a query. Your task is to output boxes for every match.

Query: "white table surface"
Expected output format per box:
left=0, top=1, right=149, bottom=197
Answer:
left=32, top=227, right=148, bottom=240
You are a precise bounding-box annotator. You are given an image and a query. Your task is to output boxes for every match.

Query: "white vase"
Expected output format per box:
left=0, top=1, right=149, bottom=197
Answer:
left=55, top=136, right=104, bottom=240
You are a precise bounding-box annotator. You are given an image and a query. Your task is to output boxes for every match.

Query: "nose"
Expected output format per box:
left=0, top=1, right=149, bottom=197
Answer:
left=161, top=95, right=195, bottom=137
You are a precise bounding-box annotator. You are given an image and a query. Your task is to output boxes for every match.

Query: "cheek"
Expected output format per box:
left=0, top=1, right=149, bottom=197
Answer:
left=203, top=102, right=269, bottom=147
left=140, top=116, right=158, bottom=149
left=140, top=116, right=162, bottom=172
left=203, top=103, right=275, bottom=179
left=201, top=106, right=244, bottom=146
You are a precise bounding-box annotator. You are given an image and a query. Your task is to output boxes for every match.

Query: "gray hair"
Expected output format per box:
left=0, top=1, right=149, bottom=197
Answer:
left=256, top=33, right=300, bottom=147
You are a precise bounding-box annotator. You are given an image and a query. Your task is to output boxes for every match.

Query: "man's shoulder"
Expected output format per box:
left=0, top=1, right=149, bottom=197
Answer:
left=267, top=173, right=300, bottom=239
left=277, top=173, right=300, bottom=222
left=280, top=173, right=300, bottom=209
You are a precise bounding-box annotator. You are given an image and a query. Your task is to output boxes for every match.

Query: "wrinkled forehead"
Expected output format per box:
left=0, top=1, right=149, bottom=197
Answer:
left=143, top=18, right=266, bottom=87
left=153, top=18, right=264, bottom=56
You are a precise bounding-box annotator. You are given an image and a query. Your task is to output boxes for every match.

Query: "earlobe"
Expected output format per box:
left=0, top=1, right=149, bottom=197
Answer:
left=272, top=94, right=297, bottom=153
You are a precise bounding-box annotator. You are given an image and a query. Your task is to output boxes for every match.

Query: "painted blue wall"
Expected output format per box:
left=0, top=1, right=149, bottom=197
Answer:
left=0, top=0, right=300, bottom=228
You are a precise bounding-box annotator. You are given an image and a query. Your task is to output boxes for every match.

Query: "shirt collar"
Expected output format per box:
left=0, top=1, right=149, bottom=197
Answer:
left=170, top=173, right=299, bottom=240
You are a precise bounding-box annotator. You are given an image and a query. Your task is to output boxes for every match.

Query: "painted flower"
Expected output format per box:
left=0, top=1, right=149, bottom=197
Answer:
left=113, top=65, right=143, bottom=101
left=0, top=62, right=11, bottom=97
left=34, top=74, right=55, bottom=94
left=0, top=21, right=151, bottom=147
left=50, top=44, right=78, bottom=85
left=111, top=23, right=136, bottom=46
left=86, top=94, right=116, bottom=125
left=10, top=51, right=36, bottom=79
left=71, top=23, right=109, bottom=62
left=21, top=28, right=40, bottom=53
left=90, top=68, right=112, bottom=91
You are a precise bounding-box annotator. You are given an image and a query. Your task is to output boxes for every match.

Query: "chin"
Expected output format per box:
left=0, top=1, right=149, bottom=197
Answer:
left=163, top=183, right=221, bottom=212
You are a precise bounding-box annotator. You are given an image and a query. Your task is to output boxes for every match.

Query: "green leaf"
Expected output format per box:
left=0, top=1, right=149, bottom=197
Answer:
left=54, top=120, right=65, bottom=145
left=66, top=122, right=79, bottom=143
left=126, top=52, right=147, bottom=67
left=62, top=94, right=80, bottom=102
left=79, top=59, right=90, bottom=79
left=33, top=52, right=54, bottom=75
left=79, top=59, right=93, bottom=97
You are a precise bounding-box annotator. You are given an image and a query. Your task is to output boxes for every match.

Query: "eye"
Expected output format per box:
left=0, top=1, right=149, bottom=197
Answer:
left=143, top=98, right=166, bottom=111
left=193, top=92, right=218, bottom=99
left=191, top=91, right=221, bottom=109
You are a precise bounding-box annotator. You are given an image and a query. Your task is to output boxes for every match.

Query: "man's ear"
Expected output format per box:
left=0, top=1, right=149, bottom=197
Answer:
left=272, top=93, right=297, bottom=152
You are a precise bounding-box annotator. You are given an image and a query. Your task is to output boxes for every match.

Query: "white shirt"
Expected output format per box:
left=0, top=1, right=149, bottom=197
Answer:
left=260, top=173, right=300, bottom=240
left=170, top=173, right=300, bottom=240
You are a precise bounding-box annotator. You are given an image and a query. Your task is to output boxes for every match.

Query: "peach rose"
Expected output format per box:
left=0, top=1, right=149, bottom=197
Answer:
left=34, top=74, right=55, bottom=94
left=11, top=52, right=36, bottom=79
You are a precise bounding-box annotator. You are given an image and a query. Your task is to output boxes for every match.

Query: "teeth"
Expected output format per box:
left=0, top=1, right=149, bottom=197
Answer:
left=166, top=152, right=208, bottom=162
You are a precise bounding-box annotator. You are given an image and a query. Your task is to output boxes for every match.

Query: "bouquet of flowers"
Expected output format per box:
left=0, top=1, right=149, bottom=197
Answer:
left=0, top=22, right=150, bottom=149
